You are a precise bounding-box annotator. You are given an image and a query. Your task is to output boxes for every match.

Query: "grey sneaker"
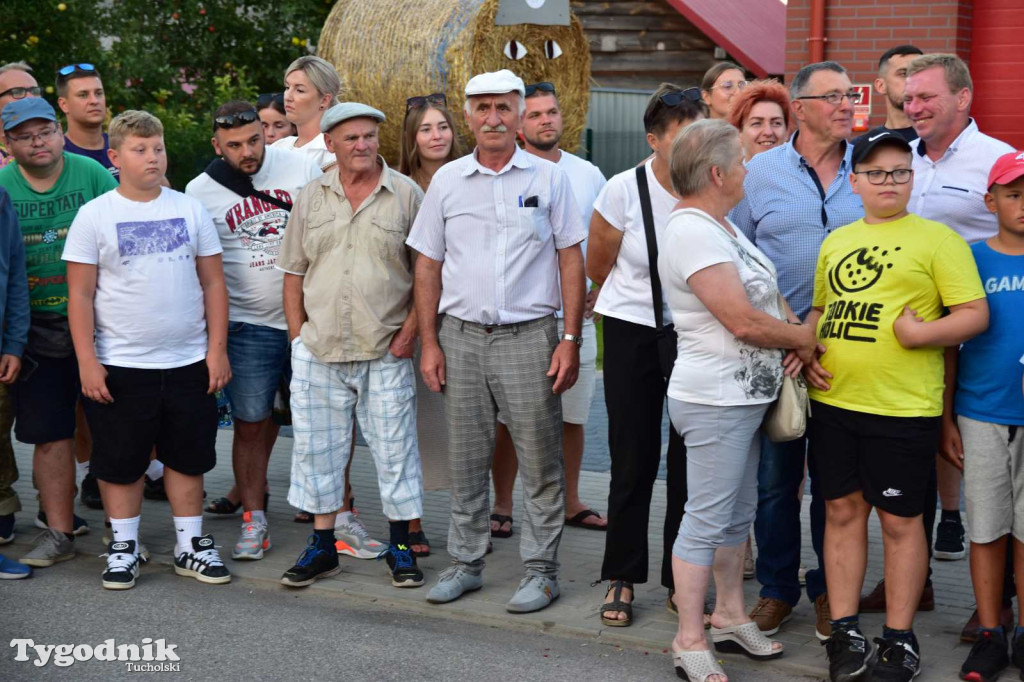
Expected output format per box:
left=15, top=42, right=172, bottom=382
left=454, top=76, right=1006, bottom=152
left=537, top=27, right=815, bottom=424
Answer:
left=426, top=565, right=483, bottom=604
left=232, top=513, right=271, bottom=560
left=21, top=529, right=75, bottom=567
left=334, top=516, right=386, bottom=559
left=506, top=575, right=560, bottom=613
left=102, top=530, right=151, bottom=564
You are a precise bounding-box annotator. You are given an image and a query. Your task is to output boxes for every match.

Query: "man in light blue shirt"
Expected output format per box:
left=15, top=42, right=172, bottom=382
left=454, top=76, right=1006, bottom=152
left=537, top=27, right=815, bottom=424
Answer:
left=729, top=61, right=864, bottom=641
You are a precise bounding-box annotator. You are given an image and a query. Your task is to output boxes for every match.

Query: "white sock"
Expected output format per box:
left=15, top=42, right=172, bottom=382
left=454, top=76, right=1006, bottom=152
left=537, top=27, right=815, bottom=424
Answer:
left=249, top=510, right=267, bottom=525
left=337, top=510, right=355, bottom=527
left=75, top=460, right=90, bottom=487
left=109, top=516, right=140, bottom=553
left=173, top=515, right=203, bottom=556
left=145, top=459, right=165, bottom=480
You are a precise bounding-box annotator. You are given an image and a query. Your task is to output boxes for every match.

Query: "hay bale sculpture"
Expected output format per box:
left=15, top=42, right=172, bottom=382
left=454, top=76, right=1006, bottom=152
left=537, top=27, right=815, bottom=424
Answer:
left=319, top=0, right=592, bottom=163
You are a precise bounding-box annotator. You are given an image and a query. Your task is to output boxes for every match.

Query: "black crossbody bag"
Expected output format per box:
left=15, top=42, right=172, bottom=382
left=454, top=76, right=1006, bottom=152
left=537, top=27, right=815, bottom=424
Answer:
left=636, top=165, right=677, bottom=383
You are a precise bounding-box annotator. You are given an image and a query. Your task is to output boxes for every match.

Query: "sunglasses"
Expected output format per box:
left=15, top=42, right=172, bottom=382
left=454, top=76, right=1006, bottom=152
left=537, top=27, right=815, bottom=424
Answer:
left=256, top=92, right=284, bottom=108
left=213, top=109, right=260, bottom=132
left=406, top=93, right=447, bottom=111
left=659, top=88, right=702, bottom=106
left=524, top=82, right=556, bottom=97
left=58, top=63, right=96, bottom=77
left=0, top=86, right=42, bottom=101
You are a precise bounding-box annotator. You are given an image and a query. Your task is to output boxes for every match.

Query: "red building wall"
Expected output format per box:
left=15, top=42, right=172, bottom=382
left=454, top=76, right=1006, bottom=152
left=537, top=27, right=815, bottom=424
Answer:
left=970, top=0, right=1024, bottom=150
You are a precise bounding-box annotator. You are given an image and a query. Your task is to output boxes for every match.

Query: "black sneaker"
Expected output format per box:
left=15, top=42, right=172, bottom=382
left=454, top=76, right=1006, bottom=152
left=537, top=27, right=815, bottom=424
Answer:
left=823, top=625, right=871, bottom=682
left=35, top=511, right=90, bottom=536
left=80, top=474, right=103, bottom=510
left=280, top=534, right=340, bottom=588
left=173, top=535, right=231, bottom=584
left=960, top=629, right=1009, bottom=682
left=1011, top=629, right=1024, bottom=670
left=101, top=540, right=140, bottom=590
left=869, top=637, right=921, bottom=681
left=934, top=518, right=966, bottom=560
left=381, top=544, right=424, bottom=588
left=142, top=475, right=168, bottom=501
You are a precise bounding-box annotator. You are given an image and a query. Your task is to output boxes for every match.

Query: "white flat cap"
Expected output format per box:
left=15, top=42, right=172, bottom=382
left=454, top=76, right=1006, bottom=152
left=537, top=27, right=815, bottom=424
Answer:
left=464, top=69, right=525, bottom=99
left=320, top=102, right=385, bottom=133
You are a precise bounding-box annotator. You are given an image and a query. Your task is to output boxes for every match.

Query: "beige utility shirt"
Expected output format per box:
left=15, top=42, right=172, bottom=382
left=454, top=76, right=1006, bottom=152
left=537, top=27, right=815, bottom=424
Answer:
left=278, top=157, right=423, bottom=362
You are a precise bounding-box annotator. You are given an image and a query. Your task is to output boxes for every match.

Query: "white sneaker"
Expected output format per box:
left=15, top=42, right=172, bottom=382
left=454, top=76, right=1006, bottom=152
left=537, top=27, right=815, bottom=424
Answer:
left=334, top=515, right=386, bottom=559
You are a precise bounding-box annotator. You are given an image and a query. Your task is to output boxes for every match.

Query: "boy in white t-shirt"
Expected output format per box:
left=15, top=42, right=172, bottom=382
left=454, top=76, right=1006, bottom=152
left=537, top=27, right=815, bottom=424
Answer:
left=64, top=110, right=233, bottom=591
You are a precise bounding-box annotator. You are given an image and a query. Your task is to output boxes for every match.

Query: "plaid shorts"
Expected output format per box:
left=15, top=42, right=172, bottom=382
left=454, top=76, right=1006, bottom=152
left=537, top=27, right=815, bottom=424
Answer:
left=287, top=338, right=423, bottom=520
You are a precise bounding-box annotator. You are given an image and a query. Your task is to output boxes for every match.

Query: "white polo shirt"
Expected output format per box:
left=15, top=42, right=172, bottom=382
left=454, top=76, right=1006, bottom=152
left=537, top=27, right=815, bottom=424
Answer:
left=909, top=119, right=1014, bottom=244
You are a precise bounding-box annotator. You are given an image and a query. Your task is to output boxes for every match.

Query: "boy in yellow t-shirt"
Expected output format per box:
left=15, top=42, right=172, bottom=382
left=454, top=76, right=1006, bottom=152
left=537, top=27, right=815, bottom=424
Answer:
left=804, top=130, right=989, bottom=682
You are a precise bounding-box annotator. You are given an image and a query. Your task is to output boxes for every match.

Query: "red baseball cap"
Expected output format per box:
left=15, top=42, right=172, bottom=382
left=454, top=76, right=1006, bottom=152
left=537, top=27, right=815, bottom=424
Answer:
left=987, top=151, right=1024, bottom=189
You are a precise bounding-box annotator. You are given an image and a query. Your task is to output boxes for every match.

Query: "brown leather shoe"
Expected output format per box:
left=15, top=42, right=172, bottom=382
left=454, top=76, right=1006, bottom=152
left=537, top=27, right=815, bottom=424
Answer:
left=814, top=592, right=832, bottom=641
left=961, top=604, right=1016, bottom=643
left=749, top=596, right=793, bottom=635
left=859, top=579, right=935, bottom=613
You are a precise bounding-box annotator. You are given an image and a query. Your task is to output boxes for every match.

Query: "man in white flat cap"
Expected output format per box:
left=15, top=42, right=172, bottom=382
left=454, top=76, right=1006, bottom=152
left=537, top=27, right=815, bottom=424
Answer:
left=276, top=101, right=427, bottom=591
left=407, top=69, right=586, bottom=613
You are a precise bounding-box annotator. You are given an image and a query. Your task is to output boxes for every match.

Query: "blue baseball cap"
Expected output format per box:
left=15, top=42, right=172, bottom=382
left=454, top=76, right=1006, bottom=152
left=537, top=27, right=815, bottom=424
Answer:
left=2, top=97, right=57, bottom=132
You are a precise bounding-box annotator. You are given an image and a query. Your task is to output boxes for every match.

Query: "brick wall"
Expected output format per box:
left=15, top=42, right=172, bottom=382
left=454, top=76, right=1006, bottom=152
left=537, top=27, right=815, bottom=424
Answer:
left=785, top=0, right=972, bottom=128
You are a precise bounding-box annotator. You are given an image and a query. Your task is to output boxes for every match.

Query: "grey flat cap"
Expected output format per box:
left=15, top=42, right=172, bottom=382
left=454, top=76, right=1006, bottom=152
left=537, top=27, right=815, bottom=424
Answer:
left=320, top=102, right=386, bottom=133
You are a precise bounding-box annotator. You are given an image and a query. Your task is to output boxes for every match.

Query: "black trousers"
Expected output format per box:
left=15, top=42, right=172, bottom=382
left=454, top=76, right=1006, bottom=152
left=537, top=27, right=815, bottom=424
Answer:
left=600, top=315, right=687, bottom=588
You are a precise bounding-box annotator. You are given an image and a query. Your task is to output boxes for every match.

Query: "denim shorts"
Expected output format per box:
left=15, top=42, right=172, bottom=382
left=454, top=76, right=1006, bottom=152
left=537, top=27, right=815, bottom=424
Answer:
left=224, top=321, right=290, bottom=423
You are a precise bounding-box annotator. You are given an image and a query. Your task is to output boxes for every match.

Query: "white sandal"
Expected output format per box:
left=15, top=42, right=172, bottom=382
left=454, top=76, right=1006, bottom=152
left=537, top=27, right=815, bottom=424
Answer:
left=671, top=648, right=727, bottom=681
left=710, top=621, right=784, bottom=660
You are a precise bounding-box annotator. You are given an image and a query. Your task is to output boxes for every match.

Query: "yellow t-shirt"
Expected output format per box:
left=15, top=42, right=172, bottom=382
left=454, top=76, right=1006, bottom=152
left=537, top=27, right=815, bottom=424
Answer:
left=808, top=213, right=984, bottom=417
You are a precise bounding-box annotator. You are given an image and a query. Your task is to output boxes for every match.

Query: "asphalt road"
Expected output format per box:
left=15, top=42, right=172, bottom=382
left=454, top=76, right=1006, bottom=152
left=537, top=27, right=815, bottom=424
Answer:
left=1, top=558, right=818, bottom=681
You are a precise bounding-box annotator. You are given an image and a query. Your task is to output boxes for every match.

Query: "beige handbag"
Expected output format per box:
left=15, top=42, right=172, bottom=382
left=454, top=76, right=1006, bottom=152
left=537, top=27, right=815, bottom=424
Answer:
left=763, top=293, right=811, bottom=442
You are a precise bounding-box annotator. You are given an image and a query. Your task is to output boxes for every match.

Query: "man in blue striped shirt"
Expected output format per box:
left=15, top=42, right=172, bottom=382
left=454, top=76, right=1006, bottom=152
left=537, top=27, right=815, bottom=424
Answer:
left=729, top=61, right=864, bottom=643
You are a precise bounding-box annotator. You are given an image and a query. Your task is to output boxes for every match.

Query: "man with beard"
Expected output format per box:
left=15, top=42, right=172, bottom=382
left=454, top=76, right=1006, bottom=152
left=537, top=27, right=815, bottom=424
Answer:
left=852, top=45, right=922, bottom=145
left=185, top=101, right=321, bottom=561
left=490, top=81, right=607, bottom=539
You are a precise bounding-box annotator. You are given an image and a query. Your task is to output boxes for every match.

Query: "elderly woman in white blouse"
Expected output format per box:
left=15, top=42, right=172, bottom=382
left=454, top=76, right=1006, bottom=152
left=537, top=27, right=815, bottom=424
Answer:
left=659, top=118, right=817, bottom=682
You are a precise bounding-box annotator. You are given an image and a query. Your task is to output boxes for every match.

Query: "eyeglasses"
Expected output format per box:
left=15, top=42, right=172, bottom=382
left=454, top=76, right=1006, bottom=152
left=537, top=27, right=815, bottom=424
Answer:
left=659, top=88, right=702, bottom=107
left=0, top=86, right=42, bottom=101
left=6, top=126, right=60, bottom=145
left=710, top=80, right=748, bottom=93
left=406, top=93, right=447, bottom=111
left=796, top=90, right=862, bottom=106
left=58, top=63, right=96, bottom=77
left=213, top=109, right=260, bottom=132
left=256, top=92, right=284, bottom=108
left=524, top=82, right=556, bottom=97
left=853, top=168, right=913, bottom=185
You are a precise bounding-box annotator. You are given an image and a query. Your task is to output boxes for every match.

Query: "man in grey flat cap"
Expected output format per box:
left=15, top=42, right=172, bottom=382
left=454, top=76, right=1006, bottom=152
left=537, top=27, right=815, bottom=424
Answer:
left=276, top=102, right=427, bottom=590
left=407, top=69, right=586, bottom=613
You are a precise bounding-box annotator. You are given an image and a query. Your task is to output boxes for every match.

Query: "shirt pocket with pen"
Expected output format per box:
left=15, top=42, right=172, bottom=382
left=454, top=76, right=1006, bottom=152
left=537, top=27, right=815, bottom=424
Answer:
left=515, top=197, right=551, bottom=243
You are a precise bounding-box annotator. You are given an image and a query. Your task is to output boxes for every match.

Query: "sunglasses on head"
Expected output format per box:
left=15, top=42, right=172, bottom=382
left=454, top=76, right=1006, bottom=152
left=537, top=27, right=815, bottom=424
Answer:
left=58, top=63, right=96, bottom=77
left=406, top=93, right=447, bottom=111
left=256, top=92, right=284, bottom=108
left=659, top=88, right=702, bottom=107
left=213, top=109, right=260, bottom=132
left=524, top=82, right=556, bottom=97
left=0, top=86, right=42, bottom=100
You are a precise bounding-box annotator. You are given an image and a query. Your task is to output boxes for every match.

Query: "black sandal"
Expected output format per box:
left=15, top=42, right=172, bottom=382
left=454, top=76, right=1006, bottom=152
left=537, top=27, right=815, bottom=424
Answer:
left=600, top=580, right=634, bottom=627
left=293, top=510, right=314, bottom=523
left=409, top=530, right=430, bottom=557
left=205, top=497, right=241, bottom=515
left=490, top=514, right=513, bottom=538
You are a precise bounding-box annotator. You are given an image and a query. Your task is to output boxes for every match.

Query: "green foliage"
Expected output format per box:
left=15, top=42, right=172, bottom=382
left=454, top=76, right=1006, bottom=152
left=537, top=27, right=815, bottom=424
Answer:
left=1, top=0, right=333, bottom=187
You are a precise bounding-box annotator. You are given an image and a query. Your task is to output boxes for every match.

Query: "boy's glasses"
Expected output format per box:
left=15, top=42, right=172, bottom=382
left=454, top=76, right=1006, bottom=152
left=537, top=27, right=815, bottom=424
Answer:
left=406, top=93, right=446, bottom=111
left=0, top=86, right=42, bottom=100
left=524, top=82, right=556, bottom=97
left=213, top=109, right=260, bottom=131
left=257, top=92, right=284, bottom=108
left=58, top=63, right=96, bottom=76
left=853, top=169, right=913, bottom=185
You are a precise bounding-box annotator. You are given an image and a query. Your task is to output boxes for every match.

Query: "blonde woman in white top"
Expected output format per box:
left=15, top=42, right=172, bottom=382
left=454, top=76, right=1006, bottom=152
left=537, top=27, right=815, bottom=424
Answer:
left=271, top=56, right=341, bottom=171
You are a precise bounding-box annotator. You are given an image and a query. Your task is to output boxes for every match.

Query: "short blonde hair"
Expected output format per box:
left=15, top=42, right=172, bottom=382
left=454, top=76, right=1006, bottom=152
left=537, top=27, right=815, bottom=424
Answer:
left=284, top=56, right=342, bottom=107
left=108, top=110, right=163, bottom=150
left=906, top=53, right=973, bottom=94
left=670, top=118, right=741, bottom=197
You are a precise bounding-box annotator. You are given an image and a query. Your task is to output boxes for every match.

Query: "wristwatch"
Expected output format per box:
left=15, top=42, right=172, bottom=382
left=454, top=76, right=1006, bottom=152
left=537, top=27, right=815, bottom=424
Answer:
left=562, top=333, right=583, bottom=347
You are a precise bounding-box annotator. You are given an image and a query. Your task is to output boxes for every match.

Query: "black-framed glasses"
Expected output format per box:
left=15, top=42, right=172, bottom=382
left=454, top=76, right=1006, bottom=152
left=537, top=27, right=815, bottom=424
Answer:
left=0, top=86, right=42, bottom=101
left=406, top=93, right=447, bottom=111
left=796, top=90, right=862, bottom=106
left=524, top=82, right=556, bottom=97
left=256, top=92, right=284, bottom=108
left=853, top=168, right=913, bottom=185
left=58, top=63, right=96, bottom=77
left=659, top=88, right=702, bottom=106
left=710, top=80, right=748, bottom=92
left=6, top=126, right=60, bottom=145
left=213, top=109, right=260, bottom=132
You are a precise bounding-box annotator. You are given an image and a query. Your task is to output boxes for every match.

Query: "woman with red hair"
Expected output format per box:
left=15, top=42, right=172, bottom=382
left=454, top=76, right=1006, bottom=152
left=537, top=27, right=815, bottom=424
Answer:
left=728, top=80, right=792, bottom=162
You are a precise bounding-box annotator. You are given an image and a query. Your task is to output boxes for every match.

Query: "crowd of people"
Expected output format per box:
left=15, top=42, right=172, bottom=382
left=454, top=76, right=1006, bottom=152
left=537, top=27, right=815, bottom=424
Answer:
left=0, top=44, right=1021, bottom=682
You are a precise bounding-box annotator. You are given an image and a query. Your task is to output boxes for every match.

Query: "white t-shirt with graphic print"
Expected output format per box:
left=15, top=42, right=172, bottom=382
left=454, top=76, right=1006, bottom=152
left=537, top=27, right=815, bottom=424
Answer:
left=659, top=207, right=785, bottom=406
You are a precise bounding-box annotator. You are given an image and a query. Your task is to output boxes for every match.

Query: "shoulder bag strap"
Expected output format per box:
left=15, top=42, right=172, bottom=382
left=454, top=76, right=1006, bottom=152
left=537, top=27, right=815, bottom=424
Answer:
left=203, top=158, right=293, bottom=212
left=636, top=165, right=665, bottom=330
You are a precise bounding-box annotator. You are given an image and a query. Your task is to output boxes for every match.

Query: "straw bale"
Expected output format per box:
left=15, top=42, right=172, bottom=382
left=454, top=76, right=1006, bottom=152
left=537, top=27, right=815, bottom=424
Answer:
left=319, top=0, right=591, bottom=163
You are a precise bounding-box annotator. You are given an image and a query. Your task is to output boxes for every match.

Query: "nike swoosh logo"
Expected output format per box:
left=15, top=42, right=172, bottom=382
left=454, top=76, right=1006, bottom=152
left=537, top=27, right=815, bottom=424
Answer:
left=868, top=133, right=887, bottom=141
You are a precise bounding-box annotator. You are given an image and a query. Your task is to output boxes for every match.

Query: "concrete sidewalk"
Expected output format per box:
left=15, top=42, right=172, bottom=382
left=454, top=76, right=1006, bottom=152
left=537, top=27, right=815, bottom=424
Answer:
left=5, top=432, right=981, bottom=681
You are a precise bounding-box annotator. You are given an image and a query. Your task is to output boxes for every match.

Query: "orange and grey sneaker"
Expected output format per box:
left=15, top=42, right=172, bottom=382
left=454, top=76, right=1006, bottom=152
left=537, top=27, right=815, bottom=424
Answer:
left=334, top=516, right=386, bottom=559
left=232, top=512, right=271, bottom=561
